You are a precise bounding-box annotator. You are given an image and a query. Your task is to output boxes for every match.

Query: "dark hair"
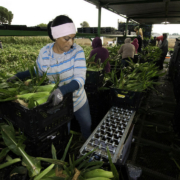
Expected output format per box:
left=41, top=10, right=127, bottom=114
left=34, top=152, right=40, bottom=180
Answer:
left=47, top=15, right=73, bottom=42
left=163, top=33, right=167, bottom=39
left=47, top=21, right=54, bottom=41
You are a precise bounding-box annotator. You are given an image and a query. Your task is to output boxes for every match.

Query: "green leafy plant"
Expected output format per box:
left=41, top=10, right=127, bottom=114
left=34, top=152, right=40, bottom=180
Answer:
left=0, top=122, right=115, bottom=179
left=0, top=122, right=42, bottom=178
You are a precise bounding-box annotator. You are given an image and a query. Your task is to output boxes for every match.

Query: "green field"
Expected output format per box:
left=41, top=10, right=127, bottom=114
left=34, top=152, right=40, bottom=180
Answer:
left=0, top=37, right=93, bottom=75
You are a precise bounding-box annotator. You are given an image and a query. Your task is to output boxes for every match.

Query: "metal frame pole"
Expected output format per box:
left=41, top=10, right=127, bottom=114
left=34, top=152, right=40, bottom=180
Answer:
left=98, top=4, right=101, bottom=37
left=124, top=18, right=129, bottom=38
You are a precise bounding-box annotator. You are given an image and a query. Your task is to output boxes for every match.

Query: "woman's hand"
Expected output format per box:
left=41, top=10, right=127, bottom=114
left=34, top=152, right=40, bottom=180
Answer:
left=48, top=88, right=63, bottom=106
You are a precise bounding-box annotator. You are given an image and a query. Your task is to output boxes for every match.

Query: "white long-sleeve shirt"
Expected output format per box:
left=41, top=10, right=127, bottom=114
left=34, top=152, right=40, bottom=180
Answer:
left=36, top=42, right=87, bottom=112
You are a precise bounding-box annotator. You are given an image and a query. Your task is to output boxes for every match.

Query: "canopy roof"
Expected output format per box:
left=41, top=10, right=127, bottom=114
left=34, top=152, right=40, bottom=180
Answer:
left=85, top=0, right=180, bottom=24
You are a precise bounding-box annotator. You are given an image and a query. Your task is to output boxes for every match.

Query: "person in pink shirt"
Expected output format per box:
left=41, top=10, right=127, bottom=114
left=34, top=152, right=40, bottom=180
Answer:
left=155, top=35, right=163, bottom=47
left=156, top=35, right=163, bottom=42
left=131, top=38, right=139, bottom=54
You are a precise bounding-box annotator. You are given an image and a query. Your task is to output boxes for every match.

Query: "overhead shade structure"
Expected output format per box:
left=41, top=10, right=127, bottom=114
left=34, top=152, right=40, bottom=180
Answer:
left=84, top=0, right=180, bottom=24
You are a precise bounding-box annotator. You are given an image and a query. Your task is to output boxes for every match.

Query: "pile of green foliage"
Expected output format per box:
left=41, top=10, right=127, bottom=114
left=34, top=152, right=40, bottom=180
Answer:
left=105, top=59, right=165, bottom=92
left=0, top=122, right=119, bottom=180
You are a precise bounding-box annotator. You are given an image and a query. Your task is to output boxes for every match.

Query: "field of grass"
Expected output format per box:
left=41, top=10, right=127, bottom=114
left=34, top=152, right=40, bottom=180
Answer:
left=0, top=37, right=93, bottom=75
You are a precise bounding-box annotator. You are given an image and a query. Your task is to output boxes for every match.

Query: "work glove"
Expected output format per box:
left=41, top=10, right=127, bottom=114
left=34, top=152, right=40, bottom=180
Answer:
left=7, top=75, right=18, bottom=82
left=48, top=88, right=63, bottom=106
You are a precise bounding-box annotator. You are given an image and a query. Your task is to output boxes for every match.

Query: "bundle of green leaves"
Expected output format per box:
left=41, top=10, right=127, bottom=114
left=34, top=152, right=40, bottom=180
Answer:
left=0, top=122, right=119, bottom=180
left=0, top=64, right=60, bottom=109
left=139, top=45, right=162, bottom=62
left=106, top=59, right=165, bottom=92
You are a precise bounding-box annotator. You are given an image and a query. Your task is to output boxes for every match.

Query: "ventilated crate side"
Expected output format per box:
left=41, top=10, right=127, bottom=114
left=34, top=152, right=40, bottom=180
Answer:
left=0, top=93, right=73, bottom=141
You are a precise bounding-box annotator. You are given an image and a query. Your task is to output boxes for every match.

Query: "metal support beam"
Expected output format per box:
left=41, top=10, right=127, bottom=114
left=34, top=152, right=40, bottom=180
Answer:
left=0, top=30, right=48, bottom=36
left=130, top=16, right=180, bottom=19
left=124, top=18, right=129, bottom=38
left=104, top=6, right=139, bottom=24
left=102, top=0, right=163, bottom=6
left=76, top=33, right=98, bottom=38
left=97, top=4, right=101, bottom=37
left=165, top=0, right=170, bottom=21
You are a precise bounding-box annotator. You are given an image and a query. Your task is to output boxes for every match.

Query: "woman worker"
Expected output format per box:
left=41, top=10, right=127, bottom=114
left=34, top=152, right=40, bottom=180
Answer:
left=131, top=38, right=139, bottom=63
left=7, top=15, right=92, bottom=140
left=118, top=38, right=136, bottom=67
left=131, top=38, right=139, bottom=54
left=134, top=26, right=143, bottom=52
left=89, top=37, right=110, bottom=73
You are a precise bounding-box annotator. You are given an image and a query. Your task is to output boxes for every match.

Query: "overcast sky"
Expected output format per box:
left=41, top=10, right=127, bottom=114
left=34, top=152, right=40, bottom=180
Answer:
left=1, top=0, right=180, bottom=35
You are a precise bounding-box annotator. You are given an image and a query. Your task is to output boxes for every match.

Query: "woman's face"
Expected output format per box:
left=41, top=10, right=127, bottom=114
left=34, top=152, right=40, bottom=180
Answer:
left=55, top=34, right=76, bottom=53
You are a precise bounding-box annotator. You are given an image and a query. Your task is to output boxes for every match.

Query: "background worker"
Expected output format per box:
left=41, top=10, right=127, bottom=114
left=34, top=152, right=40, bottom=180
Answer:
left=118, top=38, right=136, bottom=67
left=131, top=38, right=139, bottom=63
left=89, top=37, right=110, bottom=73
left=157, top=33, right=168, bottom=70
left=155, top=35, right=164, bottom=47
left=131, top=38, right=139, bottom=54
left=134, top=26, right=143, bottom=52
left=7, top=15, right=92, bottom=140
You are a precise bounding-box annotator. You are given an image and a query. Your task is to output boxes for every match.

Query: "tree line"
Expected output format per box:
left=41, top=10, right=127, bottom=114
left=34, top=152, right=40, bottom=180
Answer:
left=0, top=6, right=13, bottom=25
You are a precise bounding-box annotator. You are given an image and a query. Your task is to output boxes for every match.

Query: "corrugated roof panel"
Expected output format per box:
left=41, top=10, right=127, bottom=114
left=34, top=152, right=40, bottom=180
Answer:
left=84, top=0, right=180, bottom=24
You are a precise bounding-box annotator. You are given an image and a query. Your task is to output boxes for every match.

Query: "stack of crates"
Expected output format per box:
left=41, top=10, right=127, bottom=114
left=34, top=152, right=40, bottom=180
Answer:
left=110, top=88, right=143, bottom=111
left=85, top=69, right=104, bottom=92
left=87, top=88, right=111, bottom=131
left=85, top=69, right=110, bottom=131
left=104, top=27, right=115, bottom=34
left=0, top=93, right=73, bottom=158
left=77, top=27, right=115, bottom=34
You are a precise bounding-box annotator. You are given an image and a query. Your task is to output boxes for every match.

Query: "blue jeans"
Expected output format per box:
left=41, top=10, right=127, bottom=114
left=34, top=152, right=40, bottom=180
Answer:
left=121, top=58, right=130, bottom=67
left=68, top=100, right=92, bottom=139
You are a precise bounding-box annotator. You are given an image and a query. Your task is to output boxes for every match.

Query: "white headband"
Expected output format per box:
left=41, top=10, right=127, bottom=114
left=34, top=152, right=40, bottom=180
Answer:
left=51, top=22, right=76, bottom=39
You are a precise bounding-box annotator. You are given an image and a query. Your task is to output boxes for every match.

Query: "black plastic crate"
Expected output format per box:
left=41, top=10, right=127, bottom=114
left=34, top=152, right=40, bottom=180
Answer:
left=143, top=40, right=149, bottom=48
left=77, top=28, right=83, bottom=33
left=87, top=90, right=111, bottom=131
left=110, top=88, right=143, bottom=110
left=118, top=23, right=126, bottom=32
left=4, top=24, right=27, bottom=30
left=85, top=69, right=104, bottom=86
left=133, top=55, right=139, bottom=63
left=150, top=39, right=156, bottom=46
left=25, top=122, right=69, bottom=158
left=39, top=27, right=47, bottom=31
left=84, top=81, right=104, bottom=92
left=82, top=27, right=91, bottom=33
left=0, top=93, right=73, bottom=141
left=0, top=25, right=6, bottom=30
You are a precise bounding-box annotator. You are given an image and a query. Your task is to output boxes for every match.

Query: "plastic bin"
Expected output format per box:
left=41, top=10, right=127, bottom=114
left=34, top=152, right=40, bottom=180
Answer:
left=0, top=93, right=73, bottom=141
left=25, top=122, right=69, bottom=158
left=110, top=88, right=143, bottom=110
left=85, top=69, right=104, bottom=91
left=87, top=89, right=111, bottom=131
left=84, top=81, right=104, bottom=92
